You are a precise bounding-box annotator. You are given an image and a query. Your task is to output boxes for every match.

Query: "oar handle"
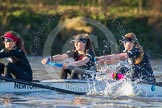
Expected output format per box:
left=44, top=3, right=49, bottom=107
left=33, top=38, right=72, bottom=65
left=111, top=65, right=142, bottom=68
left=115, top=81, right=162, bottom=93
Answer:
left=47, top=62, right=63, bottom=67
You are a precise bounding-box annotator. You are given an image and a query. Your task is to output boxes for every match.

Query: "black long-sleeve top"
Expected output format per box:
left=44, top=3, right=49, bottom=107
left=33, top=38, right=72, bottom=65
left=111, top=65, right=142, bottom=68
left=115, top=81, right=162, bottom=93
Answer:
left=0, top=48, right=33, bottom=81
left=126, top=47, right=155, bottom=82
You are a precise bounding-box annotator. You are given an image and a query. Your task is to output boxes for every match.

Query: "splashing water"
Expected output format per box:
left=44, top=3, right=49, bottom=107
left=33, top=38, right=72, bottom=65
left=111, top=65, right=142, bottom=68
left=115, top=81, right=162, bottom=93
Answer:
left=86, top=61, right=157, bottom=97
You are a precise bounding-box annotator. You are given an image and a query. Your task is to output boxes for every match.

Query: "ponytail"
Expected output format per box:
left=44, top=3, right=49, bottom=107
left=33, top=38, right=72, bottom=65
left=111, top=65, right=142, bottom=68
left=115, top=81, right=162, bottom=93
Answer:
left=134, top=41, right=144, bottom=64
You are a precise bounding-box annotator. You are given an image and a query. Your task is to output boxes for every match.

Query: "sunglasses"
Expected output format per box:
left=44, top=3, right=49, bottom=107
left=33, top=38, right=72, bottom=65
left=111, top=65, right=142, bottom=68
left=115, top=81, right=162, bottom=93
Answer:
left=121, top=38, right=135, bottom=43
left=3, top=38, right=13, bottom=43
left=77, top=38, right=87, bottom=43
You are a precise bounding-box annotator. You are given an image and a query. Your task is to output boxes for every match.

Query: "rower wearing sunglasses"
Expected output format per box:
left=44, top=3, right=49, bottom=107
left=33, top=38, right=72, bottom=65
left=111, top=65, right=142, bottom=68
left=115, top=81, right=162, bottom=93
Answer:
left=97, top=33, right=156, bottom=83
left=0, top=31, right=33, bottom=81
left=41, top=34, right=96, bottom=79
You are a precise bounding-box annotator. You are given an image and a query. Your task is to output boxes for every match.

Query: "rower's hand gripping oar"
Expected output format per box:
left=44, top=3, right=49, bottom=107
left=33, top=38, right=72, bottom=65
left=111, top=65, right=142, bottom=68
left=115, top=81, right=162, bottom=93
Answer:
left=44, top=56, right=63, bottom=67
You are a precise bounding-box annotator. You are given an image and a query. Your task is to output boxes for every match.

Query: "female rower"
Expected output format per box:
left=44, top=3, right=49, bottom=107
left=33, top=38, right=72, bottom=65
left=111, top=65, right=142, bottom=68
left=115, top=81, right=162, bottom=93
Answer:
left=97, top=33, right=156, bottom=83
left=41, top=34, right=96, bottom=79
left=0, top=31, right=33, bottom=81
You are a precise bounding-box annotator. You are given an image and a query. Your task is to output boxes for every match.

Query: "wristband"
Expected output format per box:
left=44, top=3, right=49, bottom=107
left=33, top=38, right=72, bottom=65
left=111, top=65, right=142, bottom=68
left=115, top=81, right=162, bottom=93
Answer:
left=46, top=56, right=52, bottom=64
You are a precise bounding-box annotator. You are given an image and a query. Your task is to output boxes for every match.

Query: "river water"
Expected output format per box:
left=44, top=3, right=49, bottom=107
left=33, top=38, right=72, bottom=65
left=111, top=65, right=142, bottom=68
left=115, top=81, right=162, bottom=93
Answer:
left=0, top=56, right=162, bottom=108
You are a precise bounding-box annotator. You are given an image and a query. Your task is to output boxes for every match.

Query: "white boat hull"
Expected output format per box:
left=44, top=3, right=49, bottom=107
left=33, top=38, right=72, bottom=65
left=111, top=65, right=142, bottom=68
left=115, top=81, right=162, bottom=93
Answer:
left=1, top=79, right=91, bottom=94
left=0, top=79, right=161, bottom=96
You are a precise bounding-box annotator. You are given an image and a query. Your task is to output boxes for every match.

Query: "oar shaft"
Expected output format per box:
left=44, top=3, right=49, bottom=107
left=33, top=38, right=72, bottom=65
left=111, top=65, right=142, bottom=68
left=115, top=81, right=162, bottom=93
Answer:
left=0, top=76, right=86, bottom=95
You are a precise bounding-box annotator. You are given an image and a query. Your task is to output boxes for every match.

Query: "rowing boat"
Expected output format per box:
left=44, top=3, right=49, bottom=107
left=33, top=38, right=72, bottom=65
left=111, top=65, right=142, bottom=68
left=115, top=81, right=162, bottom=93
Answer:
left=0, top=79, right=162, bottom=96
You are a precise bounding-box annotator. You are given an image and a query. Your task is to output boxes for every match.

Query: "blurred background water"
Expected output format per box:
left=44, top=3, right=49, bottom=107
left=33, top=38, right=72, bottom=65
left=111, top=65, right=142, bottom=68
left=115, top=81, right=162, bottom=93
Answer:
left=0, top=56, right=162, bottom=108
